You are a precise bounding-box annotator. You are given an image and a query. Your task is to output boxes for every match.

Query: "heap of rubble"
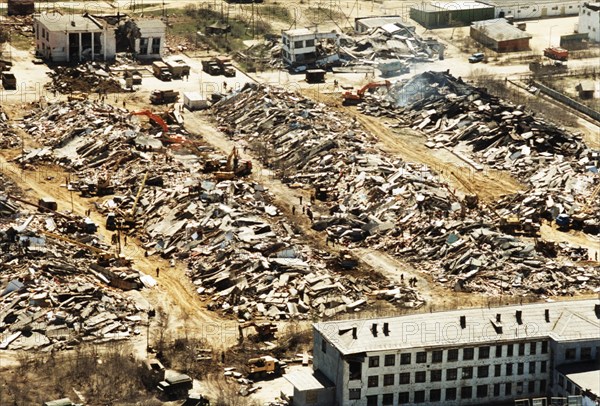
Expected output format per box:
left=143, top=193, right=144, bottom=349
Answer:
left=212, top=83, right=600, bottom=296
left=46, top=63, right=124, bottom=94
left=16, top=100, right=424, bottom=319
left=0, top=107, right=20, bottom=149
left=0, top=197, right=148, bottom=351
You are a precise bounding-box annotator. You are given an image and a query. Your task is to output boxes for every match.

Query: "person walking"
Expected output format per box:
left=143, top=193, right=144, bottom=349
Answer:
left=156, top=267, right=160, bottom=278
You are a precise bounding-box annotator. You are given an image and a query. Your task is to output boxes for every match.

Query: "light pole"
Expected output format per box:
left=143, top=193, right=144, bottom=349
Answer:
left=548, top=25, right=558, bottom=47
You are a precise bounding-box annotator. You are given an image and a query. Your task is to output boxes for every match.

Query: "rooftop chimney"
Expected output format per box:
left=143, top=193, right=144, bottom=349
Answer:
left=544, top=309, right=550, bottom=322
left=516, top=310, right=523, bottom=325
left=71, top=20, right=75, bottom=27
left=352, top=327, right=357, bottom=340
left=595, top=304, right=600, bottom=318
left=460, top=315, right=466, bottom=329
left=383, top=322, right=390, bottom=336
left=496, top=313, right=501, bottom=322
left=371, top=323, right=378, bottom=337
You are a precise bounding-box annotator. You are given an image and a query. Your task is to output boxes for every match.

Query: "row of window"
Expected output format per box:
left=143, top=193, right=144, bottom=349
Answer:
left=366, top=361, right=547, bottom=387
left=36, top=25, right=50, bottom=42
left=353, top=381, right=547, bottom=404
left=282, top=38, right=315, bottom=49
left=367, top=342, right=548, bottom=367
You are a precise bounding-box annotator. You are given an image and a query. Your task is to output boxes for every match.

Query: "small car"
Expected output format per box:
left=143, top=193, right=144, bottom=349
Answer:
left=468, top=53, right=485, bottom=63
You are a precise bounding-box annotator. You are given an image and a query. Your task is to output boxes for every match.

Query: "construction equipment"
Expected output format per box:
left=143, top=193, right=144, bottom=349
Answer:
left=67, top=91, right=88, bottom=102
left=40, top=230, right=113, bottom=262
left=568, top=183, right=600, bottom=231
left=544, top=46, right=569, bottom=61
left=238, top=321, right=277, bottom=342
left=107, top=171, right=149, bottom=230
left=150, top=89, right=179, bottom=105
left=246, top=356, right=285, bottom=381
left=214, top=147, right=252, bottom=181
left=342, top=81, right=391, bottom=105
left=499, top=215, right=541, bottom=237
left=131, top=110, right=169, bottom=133
left=165, top=59, right=190, bottom=79
left=202, top=56, right=235, bottom=77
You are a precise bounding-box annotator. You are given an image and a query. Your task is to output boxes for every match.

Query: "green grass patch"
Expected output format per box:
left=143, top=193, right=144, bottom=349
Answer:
left=259, top=4, right=292, bottom=24
left=305, top=6, right=345, bottom=23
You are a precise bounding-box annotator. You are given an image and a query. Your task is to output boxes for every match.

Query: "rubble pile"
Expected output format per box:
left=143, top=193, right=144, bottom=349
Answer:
left=46, top=63, right=124, bottom=94
left=16, top=100, right=424, bottom=318
left=0, top=212, right=148, bottom=351
left=358, top=71, right=600, bottom=230
left=212, top=84, right=600, bottom=296
left=0, top=107, right=20, bottom=149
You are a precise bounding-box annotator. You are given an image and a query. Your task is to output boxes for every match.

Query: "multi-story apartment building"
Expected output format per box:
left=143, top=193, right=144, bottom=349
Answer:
left=286, top=300, right=600, bottom=406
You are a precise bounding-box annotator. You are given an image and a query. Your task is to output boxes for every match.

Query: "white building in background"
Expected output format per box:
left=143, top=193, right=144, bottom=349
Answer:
left=579, top=3, right=600, bottom=43
left=133, top=19, right=166, bottom=60
left=281, top=28, right=339, bottom=67
left=34, top=12, right=115, bottom=62
left=479, top=0, right=582, bottom=19
left=287, top=299, right=600, bottom=406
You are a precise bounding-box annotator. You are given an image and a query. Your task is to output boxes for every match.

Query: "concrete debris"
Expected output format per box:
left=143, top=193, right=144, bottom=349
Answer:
left=358, top=71, right=600, bottom=232
left=15, top=100, right=424, bottom=320
left=212, top=83, right=599, bottom=297
left=0, top=107, right=20, bottom=149
left=0, top=195, right=148, bottom=350
left=46, top=63, right=124, bottom=94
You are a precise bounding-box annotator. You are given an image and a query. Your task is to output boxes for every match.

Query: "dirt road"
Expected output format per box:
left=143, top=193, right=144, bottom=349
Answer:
left=0, top=153, right=234, bottom=351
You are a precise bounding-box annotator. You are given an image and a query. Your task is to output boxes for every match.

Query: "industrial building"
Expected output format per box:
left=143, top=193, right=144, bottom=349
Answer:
left=287, top=300, right=600, bottom=406
left=479, top=0, right=582, bottom=19
left=470, top=18, right=532, bottom=52
left=579, top=3, right=600, bottom=43
left=34, top=12, right=116, bottom=63
left=281, top=28, right=339, bottom=68
left=409, top=1, right=495, bottom=29
left=33, top=12, right=166, bottom=63
left=354, top=16, right=415, bottom=33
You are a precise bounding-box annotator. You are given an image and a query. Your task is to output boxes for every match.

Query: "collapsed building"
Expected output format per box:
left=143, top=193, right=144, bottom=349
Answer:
left=212, top=82, right=599, bottom=296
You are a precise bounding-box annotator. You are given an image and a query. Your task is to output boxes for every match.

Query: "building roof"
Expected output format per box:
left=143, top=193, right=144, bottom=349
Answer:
left=35, top=12, right=104, bottom=32
left=583, top=2, right=600, bottom=11
left=285, top=369, right=334, bottom=392
left=431, top=1, right=493, bottom=10
left=557, top=362, right=600, bottom=397
left=472, top=18, right=532, bottom=41
left=283, top=28, right=314, bottom=37
left=133, top=19, right=166, bottom=29
left=481, top=0, right=581, bottom=5
left=356, top=16, right=414, bottom=29
left=314, top=299, right=600, bottom=355
left=576, top=80, right=596, bottom=92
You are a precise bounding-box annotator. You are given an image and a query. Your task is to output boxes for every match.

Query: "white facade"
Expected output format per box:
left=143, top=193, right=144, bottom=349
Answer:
left=134, top=19, right=166, bottom=60
left=480, top=1, right=582, bottom=19
left=34, top=12, right=115, bottom=62
left=281, top=28, right=339, bottom=67
left=305, top=300, right=600, bottom=406
left=579, top=3, right=600, bottom=42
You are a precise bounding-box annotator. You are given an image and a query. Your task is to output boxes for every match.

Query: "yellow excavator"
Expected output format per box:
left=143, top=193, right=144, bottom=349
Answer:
left=106, top=171, right=149, bottom=231
left=214, top=147, right=252, bottom=181
left=238, top=321, right=277, bottom=343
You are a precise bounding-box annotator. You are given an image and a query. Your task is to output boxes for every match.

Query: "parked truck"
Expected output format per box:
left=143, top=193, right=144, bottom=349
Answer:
left=202, top=56, right=236, bottom=77
left=543, top=47, right=568, bottom=61
left=165, top=59, right=190, bottom=79
left=201, top=59, right=222, bottom=76
left=152, top=61, right=172, bottom=81
left=1, top=72, right=16, bottom=90
left=150, top=89, right=179, bottom=104
left=157, top=373, right=193, bottom=400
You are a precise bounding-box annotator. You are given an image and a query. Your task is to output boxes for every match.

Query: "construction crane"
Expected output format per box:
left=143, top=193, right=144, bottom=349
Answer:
left=39, top=230, right=114, bottom=262
left=214, top=147, right=252, bottom=181
left=342, top=80, right=391, bottom=105
left=106, top=171, right=149, bottom=231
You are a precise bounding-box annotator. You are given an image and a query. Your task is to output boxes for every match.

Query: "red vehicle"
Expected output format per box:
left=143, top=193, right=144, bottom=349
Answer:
left=544, top=47, right=568, bottom=61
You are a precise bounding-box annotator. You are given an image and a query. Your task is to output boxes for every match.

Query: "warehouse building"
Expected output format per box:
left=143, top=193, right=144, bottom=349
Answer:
left=470, top=18, right=532, bottom=52
left=479, top=0, right=582, bottom=20
left=288, top=299, right=600, bottom=406
left=354, top=16, right=415, bottom=33
left=409, top=1, right=495, bottom=29
left=579, top=3, right=600, bottom=43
